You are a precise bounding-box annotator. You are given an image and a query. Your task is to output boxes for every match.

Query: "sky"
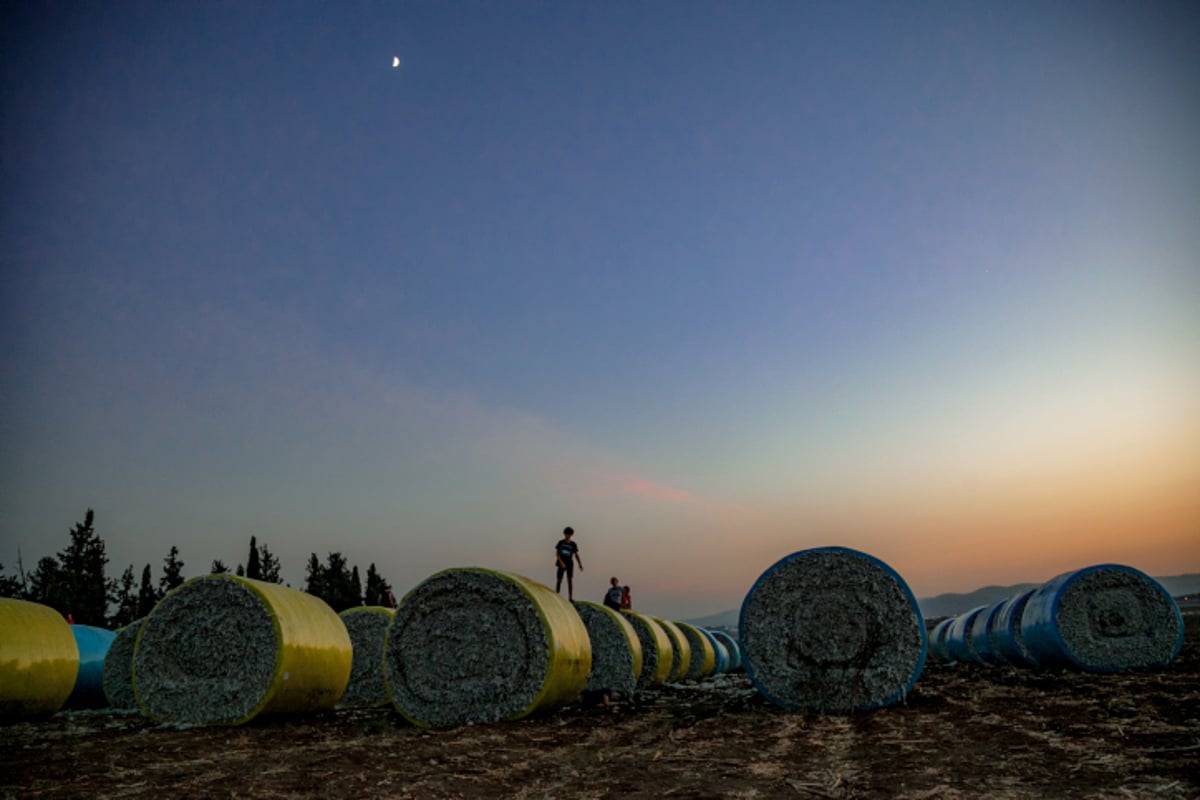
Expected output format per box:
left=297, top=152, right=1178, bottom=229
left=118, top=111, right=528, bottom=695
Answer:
left=2, top=1, right=1198, bottom=620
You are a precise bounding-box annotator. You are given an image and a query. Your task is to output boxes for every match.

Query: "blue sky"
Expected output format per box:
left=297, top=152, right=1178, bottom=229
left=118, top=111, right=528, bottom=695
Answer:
left=3, top=1, right=1198, bottom=618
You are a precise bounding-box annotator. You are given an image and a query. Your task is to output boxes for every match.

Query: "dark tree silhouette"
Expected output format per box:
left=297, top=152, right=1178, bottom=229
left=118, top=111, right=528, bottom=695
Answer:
left=159, top=546, right=185, bottom=596
left=364, top=563, right=394, bottom=607
left=304, top=553, right=325, bottom=598
left=137, top=564, right=157, bottom=616
left=305, top=553, right=362, bottom=611
left=109, top=565, right=139, bottom=628
left=350, top=566, right=363, bottom=610
left=246, top=536, right=262, bottom=580
left=210, top=559, right=229, bottom=574
left=259, top=545, right=283, bottom=584
left=57, top=509, right=111, bottom=625
left=28, top=556, right=68, bottom=614
left=0, top=562, right=22, bottom=598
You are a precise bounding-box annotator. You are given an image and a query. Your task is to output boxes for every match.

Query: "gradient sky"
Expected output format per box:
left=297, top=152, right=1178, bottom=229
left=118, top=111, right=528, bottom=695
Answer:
left=2, top=1, right=1198, bottom=619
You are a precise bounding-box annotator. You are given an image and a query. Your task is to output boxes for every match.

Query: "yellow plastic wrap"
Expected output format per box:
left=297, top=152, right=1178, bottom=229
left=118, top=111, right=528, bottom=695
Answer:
left=609, top=606, right=644, bottom=682
left=653, top=617, right=693, bottom=682
left=675, top=621, right=717, bottom=677
left=0, top=598, right=79, bottom=720
left=244, top=577, right=353, bottom=719
left=134, top=574, right=352, bottom=725
left=622, top=610, right=673, bottom=686
left=505, top=571, right=592, bottom=717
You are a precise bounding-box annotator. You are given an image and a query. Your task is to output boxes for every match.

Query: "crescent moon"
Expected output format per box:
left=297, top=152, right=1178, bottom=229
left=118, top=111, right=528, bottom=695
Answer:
left=392, top=56, right=400, bottom=68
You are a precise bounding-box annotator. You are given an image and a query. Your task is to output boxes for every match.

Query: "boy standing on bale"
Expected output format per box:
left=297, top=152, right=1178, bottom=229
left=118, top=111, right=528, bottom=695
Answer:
left=555, top=526, right=583, bottom=601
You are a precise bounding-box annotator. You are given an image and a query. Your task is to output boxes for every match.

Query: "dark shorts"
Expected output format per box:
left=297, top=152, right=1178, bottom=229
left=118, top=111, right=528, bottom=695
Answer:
left=557, top=562, right=574, bottom=578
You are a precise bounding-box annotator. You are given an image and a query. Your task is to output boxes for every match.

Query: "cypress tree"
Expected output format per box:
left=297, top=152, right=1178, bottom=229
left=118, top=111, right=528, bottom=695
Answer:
left=246, top=536, right=262, bottom=580
left=364, top=563, right=394, bottom=607
left=350, top=565, right=363, bottom=609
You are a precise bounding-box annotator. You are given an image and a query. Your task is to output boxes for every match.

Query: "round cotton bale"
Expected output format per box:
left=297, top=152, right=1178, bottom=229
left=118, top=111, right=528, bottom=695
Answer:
left=384, top=568, right=590, bottom=727
left=988, top=588, right=1037, bottom=667
left=102, top=618, right=145, bottom=710
left=652, top=617, right=692, bottom=683
left=0, top=598, right=79, bottom=721
left=1021, top=564, right=1184, bottom=673
left=65, top=625, right=116, bottom=709
left=700, top=628, right=730, bottom=673
left=620, top=610, right=673, bottom=687
left=675, top=621, right=717, bottom=679
left=968, top=604, right=1005, bottom=665
left=133, top=574, right=352, bottom=725
left=928, top=618, right=956, bottom=664
left=710, top=629, right=742, bottom=671
left=572, top=601, right=642, bottom=698
left=944, top=606, right=986, bottom=664
left=338, top=607, right=395, bottom=709
left=739, top=546, right=927, bottom=712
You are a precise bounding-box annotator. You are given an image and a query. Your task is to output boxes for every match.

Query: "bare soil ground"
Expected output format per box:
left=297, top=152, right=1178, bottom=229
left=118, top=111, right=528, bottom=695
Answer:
left=4, top=613, right=1197, bottom=800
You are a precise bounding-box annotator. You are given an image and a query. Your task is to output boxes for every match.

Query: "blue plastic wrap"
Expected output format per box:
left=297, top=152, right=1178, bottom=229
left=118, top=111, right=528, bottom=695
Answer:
left=1021, top=564, right=1183, bottom=672
left=66, top=625, right=116, bottom=709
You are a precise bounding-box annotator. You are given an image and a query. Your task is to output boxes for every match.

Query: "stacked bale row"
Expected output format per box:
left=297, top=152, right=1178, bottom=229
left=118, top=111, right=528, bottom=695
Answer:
left=740, top=546, right=927, bottom=713
left=573, top=602, right=642, bottom=698
left=3, top=571, right=740, bottom=729
left=930, top=564, right=1183, bottom=673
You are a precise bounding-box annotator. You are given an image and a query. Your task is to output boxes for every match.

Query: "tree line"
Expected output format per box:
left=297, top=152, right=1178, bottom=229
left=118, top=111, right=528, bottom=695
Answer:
left=0, top=509, right=395, bottom=628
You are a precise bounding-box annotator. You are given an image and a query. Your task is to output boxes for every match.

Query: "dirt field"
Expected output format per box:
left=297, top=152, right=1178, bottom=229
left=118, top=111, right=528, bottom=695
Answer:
left=3, top=613, right=1197, bottom=799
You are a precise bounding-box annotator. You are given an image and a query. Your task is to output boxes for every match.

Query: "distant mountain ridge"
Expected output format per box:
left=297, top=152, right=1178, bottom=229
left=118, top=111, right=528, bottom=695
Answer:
left=683, top=573, right=1200, bottom=629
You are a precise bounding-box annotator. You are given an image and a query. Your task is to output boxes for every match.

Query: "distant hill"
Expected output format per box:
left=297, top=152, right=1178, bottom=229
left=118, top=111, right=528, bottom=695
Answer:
left=917, top=583, right=1041, bottom=618
left=683, top=573, right=1200, bottom=629
left=685, top=608, right=740, bottom=629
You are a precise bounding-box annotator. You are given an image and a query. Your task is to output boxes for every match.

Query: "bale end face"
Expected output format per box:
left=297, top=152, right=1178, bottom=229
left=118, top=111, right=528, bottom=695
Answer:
left=1026, top=565, right=1184, bottom=672
left=338, top=607, right=395, bottom=709
left=134, top=574, right=350, bottom=725
left=385, top=568, right=590, bottom=727
left=102, top=619, right=145, bottom=710
left=573, top=601, right=642, bottom=697
left=740, top=546, right=927, bottom=713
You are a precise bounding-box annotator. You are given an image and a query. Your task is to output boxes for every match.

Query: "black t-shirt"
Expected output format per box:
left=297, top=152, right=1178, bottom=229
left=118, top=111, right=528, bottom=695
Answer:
left=555, top=539, right=578, bottom=565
